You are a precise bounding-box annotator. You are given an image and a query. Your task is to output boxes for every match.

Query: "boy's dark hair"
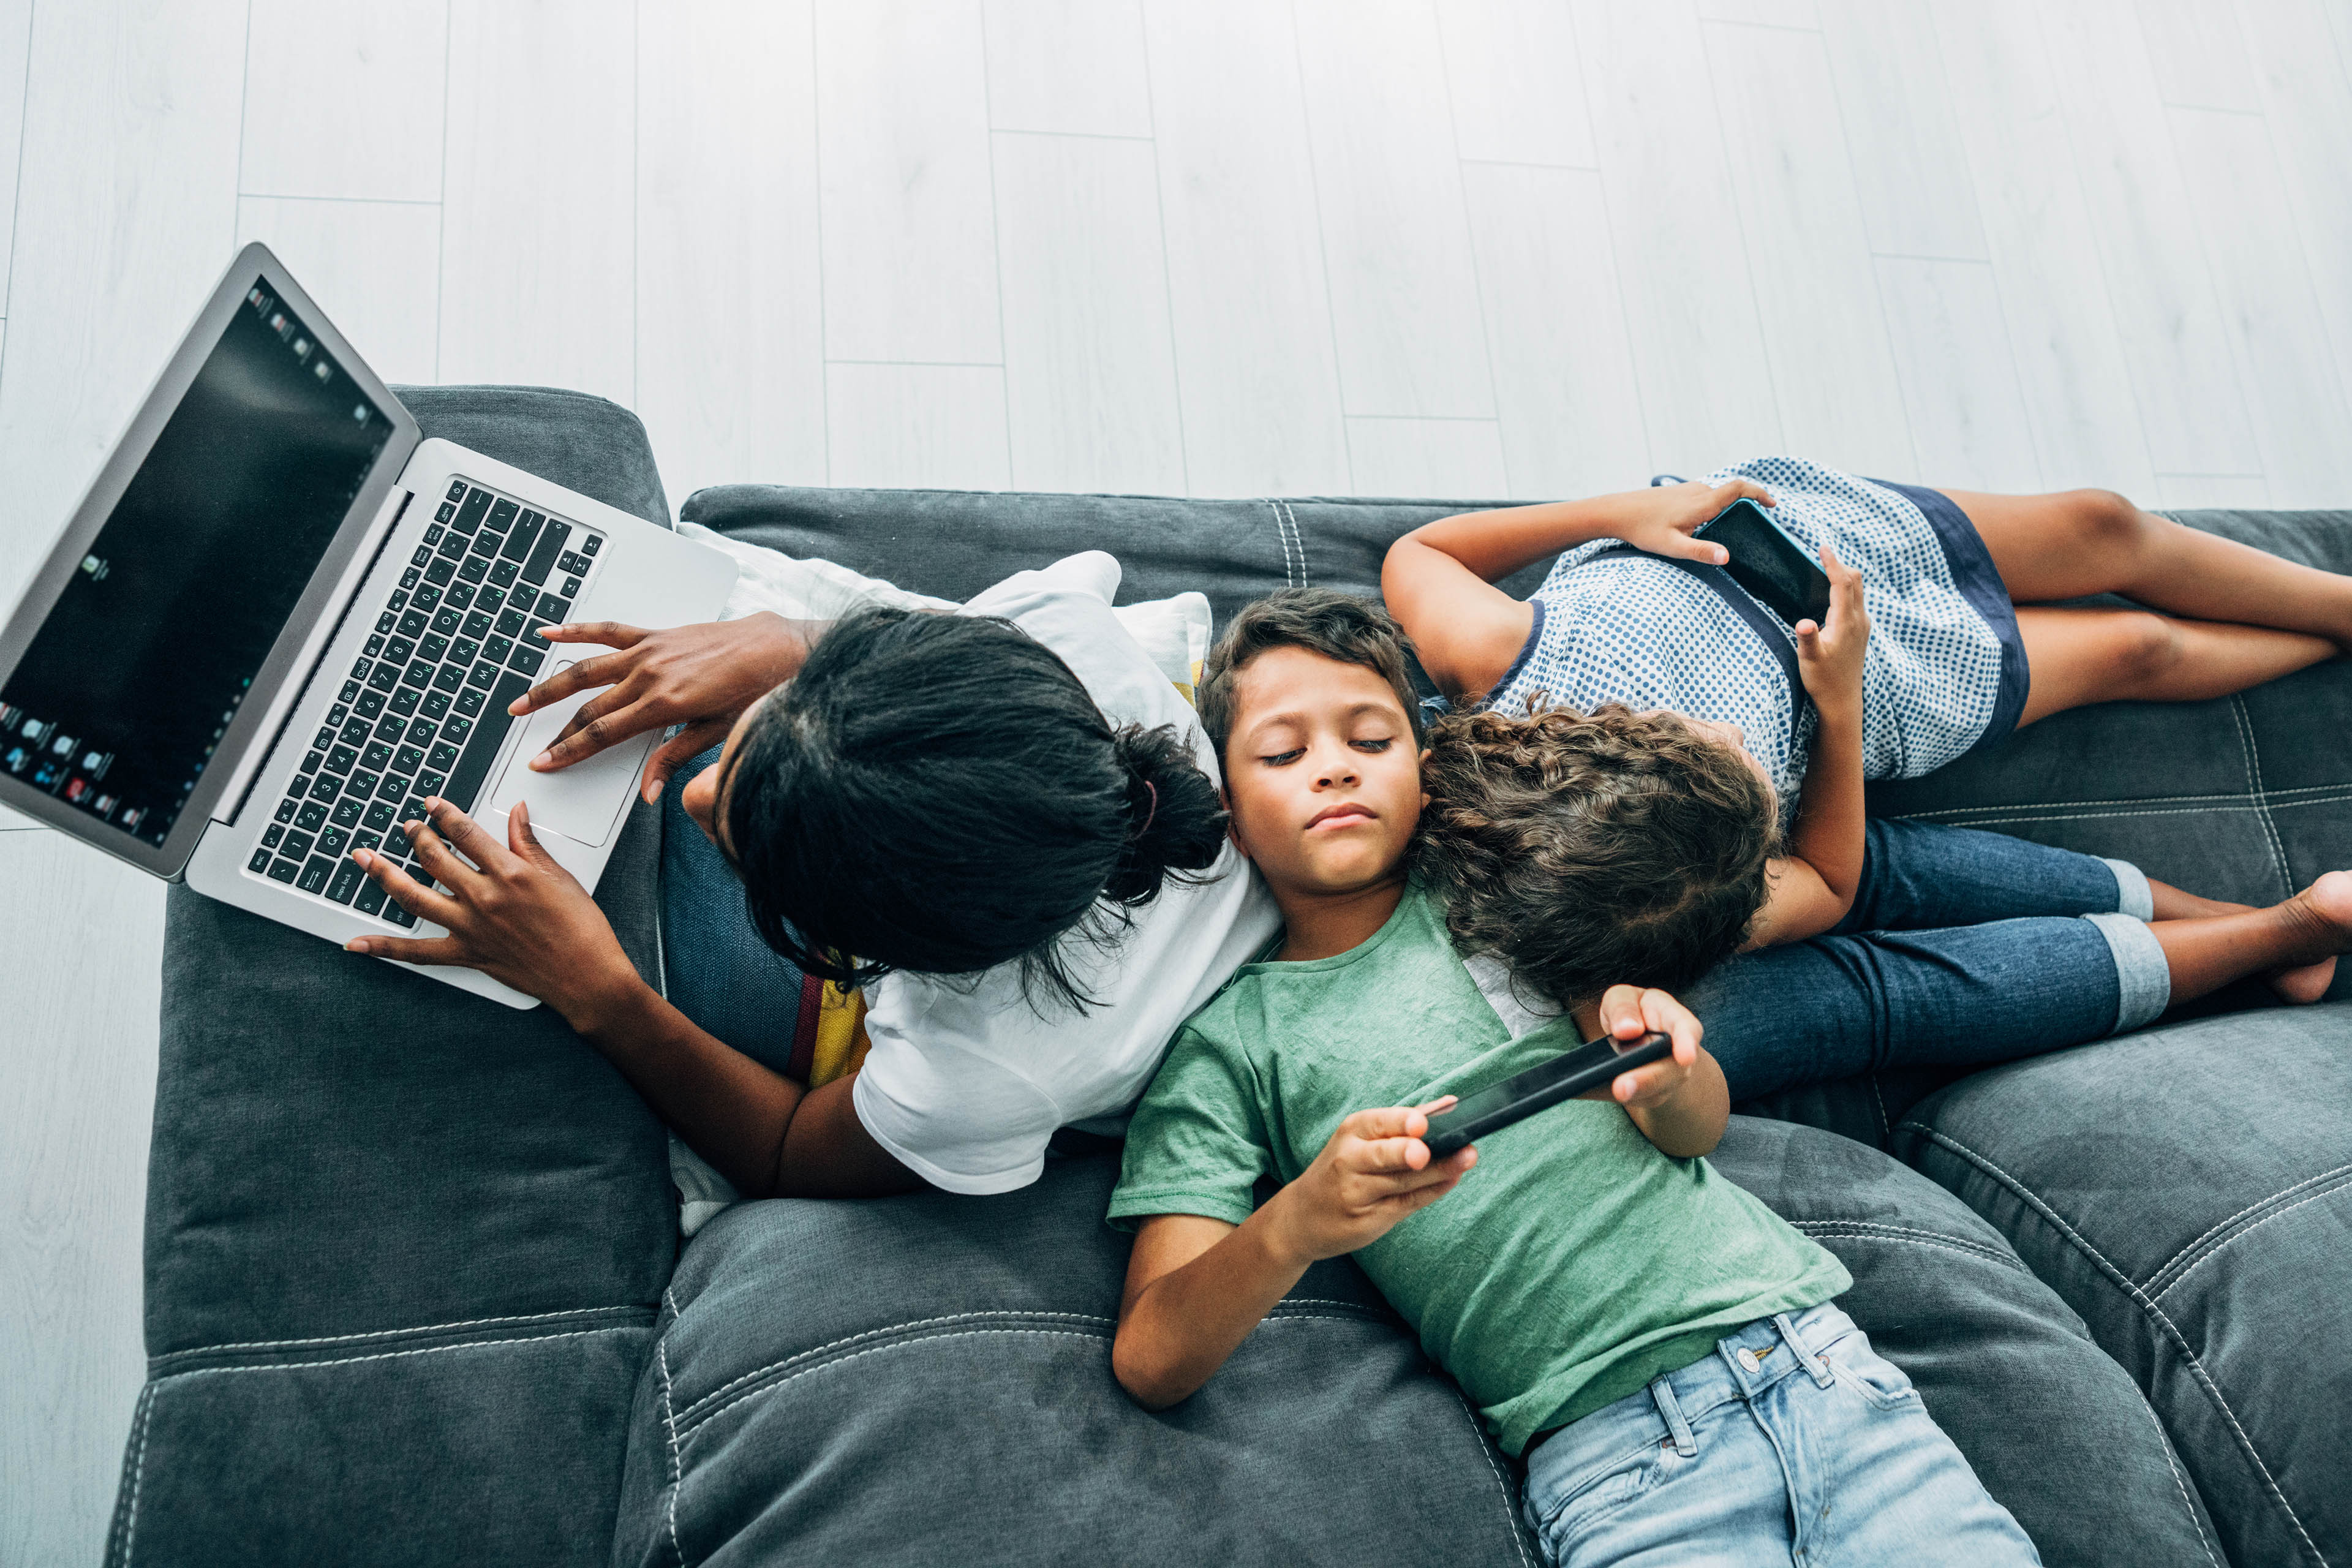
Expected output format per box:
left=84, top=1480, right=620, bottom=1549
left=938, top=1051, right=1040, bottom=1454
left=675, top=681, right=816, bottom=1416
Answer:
left=1196, top=587, right=1425, bottom=757
left=1416, top=704, right=1777, bottom=1007
left=718, top=605, right=1228, bottom=1012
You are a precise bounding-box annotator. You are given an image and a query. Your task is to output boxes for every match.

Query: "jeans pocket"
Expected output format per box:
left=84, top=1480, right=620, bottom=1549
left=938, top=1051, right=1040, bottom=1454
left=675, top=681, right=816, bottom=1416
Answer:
left=1531, top=1441, right=1668, bottom=1542
left=1822, top=1335, right=1920, bottom=1412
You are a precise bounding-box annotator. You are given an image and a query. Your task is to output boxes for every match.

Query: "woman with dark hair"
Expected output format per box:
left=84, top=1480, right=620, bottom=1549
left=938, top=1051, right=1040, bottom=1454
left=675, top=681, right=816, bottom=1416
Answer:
left=342, top=554, right=1278, bottom=1200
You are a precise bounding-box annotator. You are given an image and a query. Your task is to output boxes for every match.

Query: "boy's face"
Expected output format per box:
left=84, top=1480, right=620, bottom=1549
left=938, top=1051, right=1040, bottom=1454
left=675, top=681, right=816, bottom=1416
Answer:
left=1221, top=646, right=1425, bottom=896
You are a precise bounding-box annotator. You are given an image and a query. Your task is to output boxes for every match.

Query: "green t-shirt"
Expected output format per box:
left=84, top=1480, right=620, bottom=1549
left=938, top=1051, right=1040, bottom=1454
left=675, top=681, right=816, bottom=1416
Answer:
left=1108, top=883, right=1849, bottom=1457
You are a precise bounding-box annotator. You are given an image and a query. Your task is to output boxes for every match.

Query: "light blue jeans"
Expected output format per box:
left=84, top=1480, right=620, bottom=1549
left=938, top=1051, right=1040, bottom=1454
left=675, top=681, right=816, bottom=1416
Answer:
left=1522, top=1302, right=2041, bottom=1567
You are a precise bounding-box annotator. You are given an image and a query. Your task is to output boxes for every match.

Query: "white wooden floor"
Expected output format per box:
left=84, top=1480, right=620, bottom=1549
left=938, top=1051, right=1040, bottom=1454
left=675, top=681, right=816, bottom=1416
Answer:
left=4, top=1, right=2351, bottom=1560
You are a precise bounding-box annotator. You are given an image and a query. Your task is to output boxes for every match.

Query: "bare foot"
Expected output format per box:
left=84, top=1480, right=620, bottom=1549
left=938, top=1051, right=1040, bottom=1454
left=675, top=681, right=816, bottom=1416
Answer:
left=2270, top=872, right=2352, bottom=1003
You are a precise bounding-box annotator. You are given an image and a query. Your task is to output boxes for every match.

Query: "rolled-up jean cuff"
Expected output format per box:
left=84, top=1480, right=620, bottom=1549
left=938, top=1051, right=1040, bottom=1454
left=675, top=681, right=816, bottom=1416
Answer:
left=2083, top=911, right=2171, bottom=1033
left=2102, top=857, right=2155, bottom=920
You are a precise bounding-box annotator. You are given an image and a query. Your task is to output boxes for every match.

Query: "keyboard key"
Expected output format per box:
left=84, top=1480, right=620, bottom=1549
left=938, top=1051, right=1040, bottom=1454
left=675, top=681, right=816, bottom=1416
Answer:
left=435, top=500, right=456, bottom=524
left=447, top=477, right=468, bottom=502
left=326, top=859, right=366, bottom=905
left=297, top=856, right=336, bottom=895
left=379, top=772, right=413, bottom=802
left=363, top=801, right=396, bottom=832
left=458, top=556, right=488, bottom=584
left=424, top=524, right=444, bottom=547
left=374, top=718, right=405, bottom=743
left=422, top=690, right=451, bottom=720
left=428, top=742, right=459, bottom=773
left=476, top=586, right=508, bottom=614
left=440, top=715, right=473, bottom=746
left=488, top=557, right=519, bottom=589
left=486, top=498, right=519, bottom=534
left=453, top=486, right=495, bottom=535
left=536, top=590, right=570, bottom=621
left=400, top=567, right=420, bottom=590
left=581, top=533, right=601, bottom=557
left=354, top=878, right=389, bottom=918
left=311, top=775, right=344, bottom=805
left=331, top=796, right=364, bottom=828
left=282, top=829, right=317, bottom=861
left=313, top=725, right=337, bottom=753
left=556, top=551, right=583, bottom=576
left=374, top=611, right=394, bottom=635
left=444, top=672, right=534, bottom=811
left=413, top=583, right=443, bottom=612
left=363, top=742, right=393, bottom=772
left=353, top=829, right=383, bottom=854
left=397, top=611, right=428, bottom=638
left=368, top=662, right=402, bottom=693
left=350, top=659, right=374, bottom=685
left=328, top=703, right=350, bottom=727
left=466, top=659, right=500, bottom=690
left=394, top=746, right=426, bottom=775
left=484, top=635, right=514, bottom=663
left=340, top=679, right=363, bottom=704
left=496, top=608, right=528, bottom=639
left=501, top=510, right=545, bottom=564
left=349, top=770, right=382, bottom=800
left=319, top=825, right=351, bottom=859
left=326, top=746, right=358, bottom=775
left=356, top=690, right=385, bottom=720
left=303, top=750, right=325, bottom=775
left=407, top=718, right=439, bottom=747
left=398, top=797, right=431, bottom=825
left=451, top=638, right=480, bottom=666
left=421, top=633, right=449, bottom=663
left=268, top=857, right=303, bottom=884
left=425, top=556, right=455, bottom=586
left=247, top=845, right=273, bottom=874
left=508, top=643, right=546, bottom=677
left=263, top=824, right=285, bottom=850
left=562, top=576, right=582, bottom=598
left=298, top=801, right=330, bottom=831
left=521, top=519, right=571, bottom=586
left=385, top=636, right=415, bottom=665
left=445, top=582, right=475, bottom=611
left=454, top=687, right=486, bottom=718
left=340, top=718, right=371, bottom=748
left=437, top=532, right=469, bottom=561
left=462, top=611, right=493, bottom=640
left=390, top=686, right=421, bottom=717
left=274, top=797, right=298, bottom=824
left=384, top=901, right=418, bottom=929
left=468, top=530, right=500, bottom=559
left=416, top=769, right=448, bottom=797
left=403, top=660, right=436, bottom=690
left=432, top=664, right=466, bottom=693
left=429, top=606, right=461, bottom=636
left=287, top=774, right=311, bottom=802
left=411, top=545, right=433, bottom=568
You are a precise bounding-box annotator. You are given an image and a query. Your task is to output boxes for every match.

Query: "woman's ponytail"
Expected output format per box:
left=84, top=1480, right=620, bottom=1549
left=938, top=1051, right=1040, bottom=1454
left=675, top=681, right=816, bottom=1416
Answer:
left=1100, top=723, right=1228, bottom=905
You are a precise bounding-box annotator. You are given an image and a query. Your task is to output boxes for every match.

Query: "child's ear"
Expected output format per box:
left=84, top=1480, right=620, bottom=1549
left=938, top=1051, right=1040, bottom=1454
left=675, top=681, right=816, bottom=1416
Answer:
left=1218, top=783, right=1254, bottom=862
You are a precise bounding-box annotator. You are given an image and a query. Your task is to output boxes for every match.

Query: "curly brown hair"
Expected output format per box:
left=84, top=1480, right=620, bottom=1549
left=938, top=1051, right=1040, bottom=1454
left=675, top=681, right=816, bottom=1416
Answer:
left=1415, top=704, right=1779, bottom=1008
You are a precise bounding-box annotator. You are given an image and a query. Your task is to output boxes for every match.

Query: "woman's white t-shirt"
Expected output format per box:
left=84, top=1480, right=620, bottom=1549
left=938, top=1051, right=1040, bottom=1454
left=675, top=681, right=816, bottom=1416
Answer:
left=850, top=552, right=1281, bottom=1194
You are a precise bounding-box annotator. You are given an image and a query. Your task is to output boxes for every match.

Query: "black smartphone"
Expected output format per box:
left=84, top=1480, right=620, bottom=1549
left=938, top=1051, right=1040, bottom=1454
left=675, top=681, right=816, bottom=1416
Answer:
left=1420, top=1031, right=1675, bottom=1157
left=1693, top=499, right=1833, bottom=628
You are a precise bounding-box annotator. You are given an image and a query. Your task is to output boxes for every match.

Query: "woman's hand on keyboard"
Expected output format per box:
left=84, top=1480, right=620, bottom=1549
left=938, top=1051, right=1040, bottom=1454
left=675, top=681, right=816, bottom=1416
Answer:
left=344, top=797, right=642, bottom=1027
left=508, top=612, right=826, bottom=801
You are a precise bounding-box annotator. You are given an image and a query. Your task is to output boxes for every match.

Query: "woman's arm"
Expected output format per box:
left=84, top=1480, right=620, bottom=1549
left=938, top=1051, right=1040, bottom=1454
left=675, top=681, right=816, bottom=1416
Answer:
left=345, top=796, right=922, bottom=1199
left=1381, top=479, right=1768, bottom=699
left=1747, top=548, right=1870, bottom=948
left=1114, top=1100, right=1471, bottom=1409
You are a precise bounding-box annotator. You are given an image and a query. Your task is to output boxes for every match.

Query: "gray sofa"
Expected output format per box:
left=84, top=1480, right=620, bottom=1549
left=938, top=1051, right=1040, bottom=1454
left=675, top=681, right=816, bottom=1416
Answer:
left=110, top=388, right=2352, bottom=1567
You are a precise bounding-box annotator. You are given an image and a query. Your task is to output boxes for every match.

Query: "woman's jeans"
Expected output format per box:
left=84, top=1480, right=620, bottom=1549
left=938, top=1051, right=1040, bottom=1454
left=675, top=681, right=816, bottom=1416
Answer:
left=1521, top=1303, right=2040, bottom=1567
left=1689, top=819, right=2173, bottom=1102
left=660, top=745, right=805, bottom=1076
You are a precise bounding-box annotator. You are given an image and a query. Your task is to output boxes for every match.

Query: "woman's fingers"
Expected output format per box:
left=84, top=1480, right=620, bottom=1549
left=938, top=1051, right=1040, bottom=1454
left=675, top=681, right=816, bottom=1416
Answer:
left=1720, top=477, right=1774, bottom=507
left=642, top=718, right=733, bottom=802
left=508, top=644, right=636, bottom=717
left=344, top=930, right=464, bottom=965
left=538, top=620, right=647, bottom=649
left=346, top=848, right=462, bottom=940
left=532, top=697, right=661, bottom=772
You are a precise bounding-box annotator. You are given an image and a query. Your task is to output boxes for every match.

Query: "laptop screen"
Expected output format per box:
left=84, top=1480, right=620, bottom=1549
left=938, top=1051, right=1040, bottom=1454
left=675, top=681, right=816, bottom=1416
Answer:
left=0, top=278, right=394, bottom=846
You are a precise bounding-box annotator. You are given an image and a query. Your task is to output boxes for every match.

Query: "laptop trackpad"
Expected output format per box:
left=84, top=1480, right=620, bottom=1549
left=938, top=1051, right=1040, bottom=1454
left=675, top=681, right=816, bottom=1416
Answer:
left=482, top=660, right=639, bottom=848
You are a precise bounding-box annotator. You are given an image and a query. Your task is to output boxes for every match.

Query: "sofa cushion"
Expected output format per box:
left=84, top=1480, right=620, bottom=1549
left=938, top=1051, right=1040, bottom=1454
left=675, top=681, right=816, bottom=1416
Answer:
left=616, top=1155, right=1539, bottom=1568
left=620, top=1120, right=2216, bottom=1568
left=119, top=387, right=682, bottom=1568
left=1897, top=1003, right=2352, bottom=1568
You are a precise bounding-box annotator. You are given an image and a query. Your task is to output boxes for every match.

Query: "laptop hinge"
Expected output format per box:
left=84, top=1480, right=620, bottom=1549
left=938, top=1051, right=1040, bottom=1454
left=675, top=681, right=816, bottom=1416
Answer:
left=212, top=484, right=414, bottom=826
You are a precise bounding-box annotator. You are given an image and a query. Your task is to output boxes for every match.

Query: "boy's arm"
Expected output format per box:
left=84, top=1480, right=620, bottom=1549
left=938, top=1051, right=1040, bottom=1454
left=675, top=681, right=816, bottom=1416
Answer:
left=1381, top=478, right=1769, bottom=699
left=1113, top=1100, right=1472, bottom=1409
left=347, top=799, right=922, bottom=1199
left=1571, top=984, right=1727, bottom=1158
left=1746, top=547, right=1870, bottom=948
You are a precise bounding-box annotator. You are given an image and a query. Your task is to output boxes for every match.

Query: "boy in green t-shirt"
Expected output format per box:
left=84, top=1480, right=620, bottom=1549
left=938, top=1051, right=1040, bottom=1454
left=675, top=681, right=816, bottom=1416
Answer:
left=1108, top=589, right=2038, bottom=1567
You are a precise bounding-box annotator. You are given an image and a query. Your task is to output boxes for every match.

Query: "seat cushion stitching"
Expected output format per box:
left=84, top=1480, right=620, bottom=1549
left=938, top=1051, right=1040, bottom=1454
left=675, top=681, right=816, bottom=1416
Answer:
left=1900, top=1121, right=2327, bottom=1563
left=659, top=1333, right=686, bottom=1568
left=2144, top=1162, right=2352, bottom=1289
left=150, top=1303, right=643, bottom=1362
left=2152, top=1186, right=2352, bottom=1305
left=148, top=1324, right=638, bottom=1384
left=1442, top=1381, right=1537, bottom=1568
left=2226, top=695, right=2294, bottom=899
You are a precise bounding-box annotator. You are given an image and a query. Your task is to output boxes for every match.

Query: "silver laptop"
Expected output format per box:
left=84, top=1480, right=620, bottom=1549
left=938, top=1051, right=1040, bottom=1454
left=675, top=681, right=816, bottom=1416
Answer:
left=0, top=243, right=737, bottom=1008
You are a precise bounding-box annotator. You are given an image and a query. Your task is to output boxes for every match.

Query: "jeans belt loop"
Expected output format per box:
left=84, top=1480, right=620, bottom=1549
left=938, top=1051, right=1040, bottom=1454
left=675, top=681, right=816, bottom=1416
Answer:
left=1648, top=1372, right=1698, bottom=1458
left=1775, top=1312, right=1835, bottom=1389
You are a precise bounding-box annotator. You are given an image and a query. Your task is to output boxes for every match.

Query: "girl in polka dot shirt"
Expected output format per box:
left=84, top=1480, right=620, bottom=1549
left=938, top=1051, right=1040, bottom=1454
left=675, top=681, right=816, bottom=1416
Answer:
left=1384, top=459, right=2352, bottom=957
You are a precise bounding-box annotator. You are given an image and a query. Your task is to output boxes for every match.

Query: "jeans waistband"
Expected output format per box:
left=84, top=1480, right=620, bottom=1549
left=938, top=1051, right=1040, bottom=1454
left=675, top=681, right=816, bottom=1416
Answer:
left=1528, top=1302, right=1854, bottom=1469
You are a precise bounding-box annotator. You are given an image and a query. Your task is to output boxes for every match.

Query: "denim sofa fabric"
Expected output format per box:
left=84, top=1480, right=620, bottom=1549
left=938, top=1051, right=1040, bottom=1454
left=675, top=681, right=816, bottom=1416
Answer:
left=616, top=1156, right=1537, bottom=1567
left=1898, top=1008, right=2352, bottom=1568
left=116, top=388, right=682, bottom=1567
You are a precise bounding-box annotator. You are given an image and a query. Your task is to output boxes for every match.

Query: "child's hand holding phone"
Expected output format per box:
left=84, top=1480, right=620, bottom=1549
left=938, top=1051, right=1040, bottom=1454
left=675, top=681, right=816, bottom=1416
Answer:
left=1262, top=1098, right=1475, bottom=1266
left=1795, top=542, right=1869, bottom=716
left=1619, top=478, right=1779, bottom=567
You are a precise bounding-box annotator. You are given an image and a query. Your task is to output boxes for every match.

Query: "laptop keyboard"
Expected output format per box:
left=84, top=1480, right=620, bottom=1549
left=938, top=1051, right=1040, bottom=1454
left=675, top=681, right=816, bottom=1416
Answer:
left=243, top=477, right=608, bottom=927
